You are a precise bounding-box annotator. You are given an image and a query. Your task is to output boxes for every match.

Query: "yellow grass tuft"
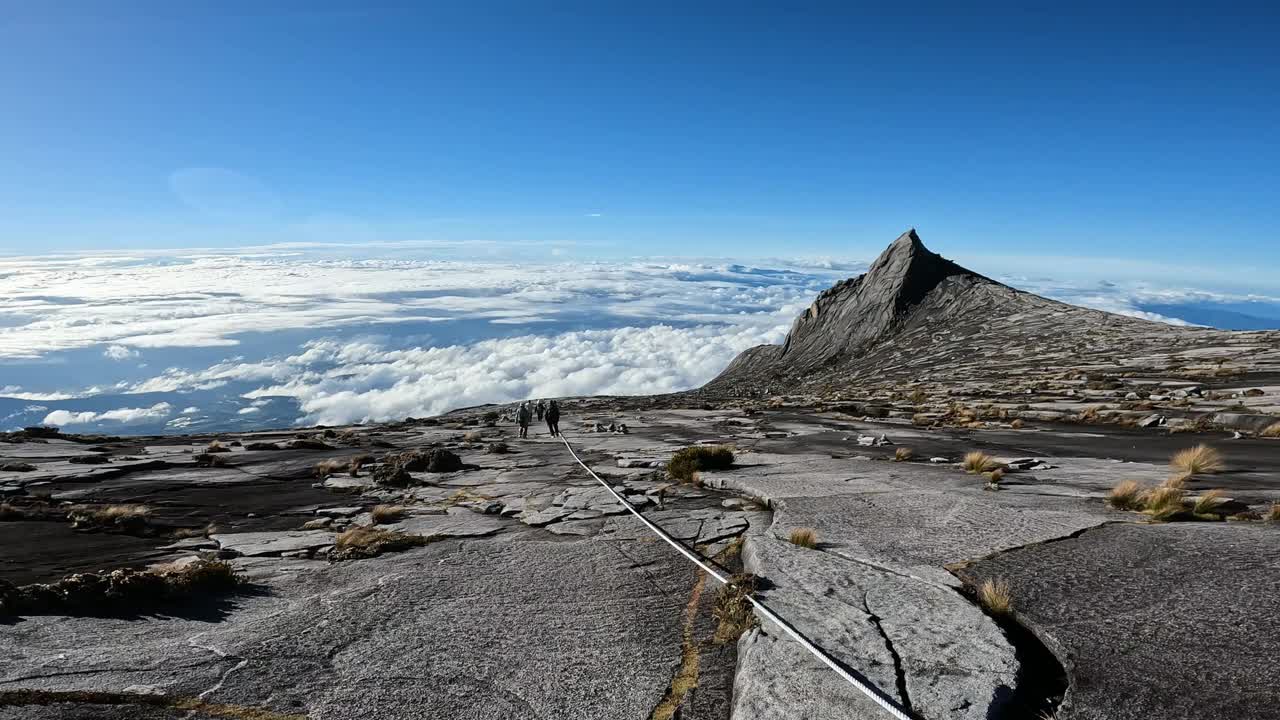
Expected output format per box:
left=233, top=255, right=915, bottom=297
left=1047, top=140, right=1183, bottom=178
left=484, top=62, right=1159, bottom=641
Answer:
left=1192, top=489, right=1226, bottom=515
left=1143, top=486, right=1188, bottom=522
left=977, top=577, right=1012, bottom=615
left=788, top=527, right=818, bottom=549
left=1161, top=473, right=1190, bottom=489
left=962, top=451, right=999, bottom=474
left=893, top=447, right=914, bottom=462
left=1261, top=422, right=1280, bottom=438
left=1009, top=418, right=1025, bottom=429
left=1106, top=480, right=1146, bottom=511
left=1267, top=502, right=1280, bottom=523
left=1170, top=444, right=1223, bottom=476
left=370, top=504, right=407, bottom=524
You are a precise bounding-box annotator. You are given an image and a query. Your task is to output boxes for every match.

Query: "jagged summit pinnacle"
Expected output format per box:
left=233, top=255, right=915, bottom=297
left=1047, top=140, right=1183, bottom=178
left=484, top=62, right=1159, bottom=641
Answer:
left=771, top=229, right=983, bottom=368
left=706, top=229, right=1011, bottom=387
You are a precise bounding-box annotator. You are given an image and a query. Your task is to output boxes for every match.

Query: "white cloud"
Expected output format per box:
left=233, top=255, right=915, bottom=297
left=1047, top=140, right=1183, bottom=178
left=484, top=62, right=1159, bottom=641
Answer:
left=237, top=407, right=261, bottom=415
left=181, top=406, right=200, bottom=414
left=103, top=345, right=138, bottom=360
left=43, top=402, right=173, bottom=426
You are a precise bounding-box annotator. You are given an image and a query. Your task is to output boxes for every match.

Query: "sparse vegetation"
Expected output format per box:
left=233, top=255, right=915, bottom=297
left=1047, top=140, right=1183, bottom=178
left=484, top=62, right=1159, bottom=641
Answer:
left=0, top=559, right=244, bottom=618
left=1107, top=480, right=1146, bottom=511
left=204, top=440, right=230, bottom=453
left=667, top=445, right=734, bottom=483
left=986, top=467, right=1005, bottom=484
left=1267, top=502, right=1280, bottom=523
left=313, top=459, right=349, bottom=478
left=68, top=504, right=152, bottom=532
left=370, top=505, right=407, bottom=524
left=486, top=442, right=510, bottom=454
left=1143, top=486, right=1189, bottom=522
left=462, top=431, right=483, bottom=443
left=1260, top=422, right=1280, bottom=439
left=893, top=447, right=914, bottom=462
left=977, top=577, right=1012, bottom=615
left=1192, top=489, right=1226, bottom=515
left=712, top=573, right=760, bottom=645
left=1162, top=473, right=1190, bottom=489
left=788, top=527, right=818, bottom=549
left=1009, top=418, right=1024, bottom=429
left=962, top=451, right=999, bottom=474
left=329, top=526, right=432, bottom=561
left=194, top=452, right=229, bottom=468
left=1170, top=444, right=1223, bottom=476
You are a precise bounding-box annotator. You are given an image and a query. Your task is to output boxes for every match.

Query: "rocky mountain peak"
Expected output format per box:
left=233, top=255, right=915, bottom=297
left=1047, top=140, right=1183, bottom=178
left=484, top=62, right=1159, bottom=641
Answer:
left=775, top=229, right=985, bottom=368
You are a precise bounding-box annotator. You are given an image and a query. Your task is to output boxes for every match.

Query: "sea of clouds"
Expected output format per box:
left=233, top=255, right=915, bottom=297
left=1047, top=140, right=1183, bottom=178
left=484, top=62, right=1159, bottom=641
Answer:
left=2, top=246, right=1277, bottom=433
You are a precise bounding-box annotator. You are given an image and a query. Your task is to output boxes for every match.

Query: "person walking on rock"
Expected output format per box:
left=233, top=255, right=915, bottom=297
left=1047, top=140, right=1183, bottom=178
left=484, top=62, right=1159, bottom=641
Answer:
left=517, top=401, right=532, bottom=439
left=535, top=399, right=546, bottom=422
left=545, top=400, right=561, bottom=437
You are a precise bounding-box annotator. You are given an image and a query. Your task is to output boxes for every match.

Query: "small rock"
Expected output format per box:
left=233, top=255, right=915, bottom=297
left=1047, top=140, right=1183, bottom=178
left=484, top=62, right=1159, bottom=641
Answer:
left=929, top=457, right=949, bottom=464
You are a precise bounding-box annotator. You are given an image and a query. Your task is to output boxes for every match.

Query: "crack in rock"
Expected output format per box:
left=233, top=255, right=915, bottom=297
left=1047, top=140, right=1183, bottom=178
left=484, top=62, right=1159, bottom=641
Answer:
left=860, top=591, right=914, bottom=715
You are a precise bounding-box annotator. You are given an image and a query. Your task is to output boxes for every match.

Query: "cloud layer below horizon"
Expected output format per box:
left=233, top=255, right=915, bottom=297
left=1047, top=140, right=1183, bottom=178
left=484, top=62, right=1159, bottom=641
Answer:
left=2, top=246, right=1278, bottom=431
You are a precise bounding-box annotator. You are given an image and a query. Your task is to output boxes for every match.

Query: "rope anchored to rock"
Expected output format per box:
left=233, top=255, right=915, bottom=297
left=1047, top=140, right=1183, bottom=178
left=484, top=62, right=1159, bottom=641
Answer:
left=557, top=433, right=916, bottom=720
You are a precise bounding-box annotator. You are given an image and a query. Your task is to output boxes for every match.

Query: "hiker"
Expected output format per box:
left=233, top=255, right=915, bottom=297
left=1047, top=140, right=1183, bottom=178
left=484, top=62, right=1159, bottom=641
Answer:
left=535, top=399, right=546, bottom=422
left=517, top=401, right=532, bottom=439
left=545, top=400, right=561, bottom=437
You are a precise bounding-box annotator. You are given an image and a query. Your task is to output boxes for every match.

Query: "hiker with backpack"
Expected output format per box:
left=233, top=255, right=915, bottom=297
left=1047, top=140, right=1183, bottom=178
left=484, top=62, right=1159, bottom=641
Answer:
left=545, top=400, right=561, bottom=437
left=516, top=401, right=532, bottom=439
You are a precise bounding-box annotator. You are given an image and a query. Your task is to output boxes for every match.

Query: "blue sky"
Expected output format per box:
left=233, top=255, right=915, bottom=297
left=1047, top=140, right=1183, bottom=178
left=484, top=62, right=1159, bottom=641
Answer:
left=2, top=2, right=1278, bottom=275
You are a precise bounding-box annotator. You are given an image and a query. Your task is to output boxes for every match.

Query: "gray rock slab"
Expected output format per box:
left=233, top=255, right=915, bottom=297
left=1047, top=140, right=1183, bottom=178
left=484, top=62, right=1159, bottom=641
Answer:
left=958, top=522, right=1280, bottom=720
left=210, top=529, right=334, bottom=557
left=0, top=534, right=697, bottom=720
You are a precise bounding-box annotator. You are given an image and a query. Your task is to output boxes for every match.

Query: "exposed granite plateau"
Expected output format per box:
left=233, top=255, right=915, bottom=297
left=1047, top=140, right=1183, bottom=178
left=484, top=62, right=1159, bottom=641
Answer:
left=2, top=232, right=1279, bottom=719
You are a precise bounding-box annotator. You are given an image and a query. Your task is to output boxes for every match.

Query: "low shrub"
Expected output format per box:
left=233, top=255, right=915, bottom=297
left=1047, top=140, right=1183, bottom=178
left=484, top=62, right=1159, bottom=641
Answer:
left=1260, top=422, right=1280, bottom=439
left=893, top=447, right=914, bottom=462
left=486, top=442, right=510, bottom=454
left=68, top=504, right=152, bottom=533
left=667, top=445, right=734, bottom=483
left=329, top=526, right=431, bottom=561
left=0, top=559, right=243, bottom=618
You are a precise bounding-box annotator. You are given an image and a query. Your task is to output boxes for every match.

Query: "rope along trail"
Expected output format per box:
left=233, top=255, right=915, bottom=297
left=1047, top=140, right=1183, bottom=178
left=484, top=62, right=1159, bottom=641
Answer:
left=557, top=434, right=916, bottom=720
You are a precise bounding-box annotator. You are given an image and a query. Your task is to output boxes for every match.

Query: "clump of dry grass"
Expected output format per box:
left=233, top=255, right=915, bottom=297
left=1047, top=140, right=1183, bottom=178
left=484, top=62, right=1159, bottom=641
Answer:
left=912, top=413, right=932, bottom=427
left=962, top=451, right=999, bottom=474
left=1192, top=489, right=1226, bottom=516
left=330, top=525, right=431, bottom=561
left=1143, top=486, right=1188, bottom=522
left=668, top=445, right=734, bottom=483
left=1260, top=422, right=1280, bottom=439
left=1009, top=418, right=1025, bottom=429
left=1107, top=480, right=1146, bottom=510
left=462, top=430, right=483, bottom=443
left=977, top=578, right=1012, bottom=615
left=1162, top=473, right=1190, bottom=489
left=893, top=447, right=914, bottom=462
left=313, top=459, right=348, bottom=478
left=1267, top=502, right=1280, bottom=523
left=370, top=504, right=407, bottom=525
left=712, top=573, right=760, bottom=645
left=788, top=527, right=818, bottom=549
left=1170, top=444, right=1223, bottom=476
left=69, top=504, right=152, bottom=530
left=204, top=439, right=230, bottom=453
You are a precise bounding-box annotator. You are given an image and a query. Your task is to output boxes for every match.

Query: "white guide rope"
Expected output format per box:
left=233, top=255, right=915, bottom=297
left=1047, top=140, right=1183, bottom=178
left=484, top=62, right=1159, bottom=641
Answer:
left=558, top=434, right=916, bottom=720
